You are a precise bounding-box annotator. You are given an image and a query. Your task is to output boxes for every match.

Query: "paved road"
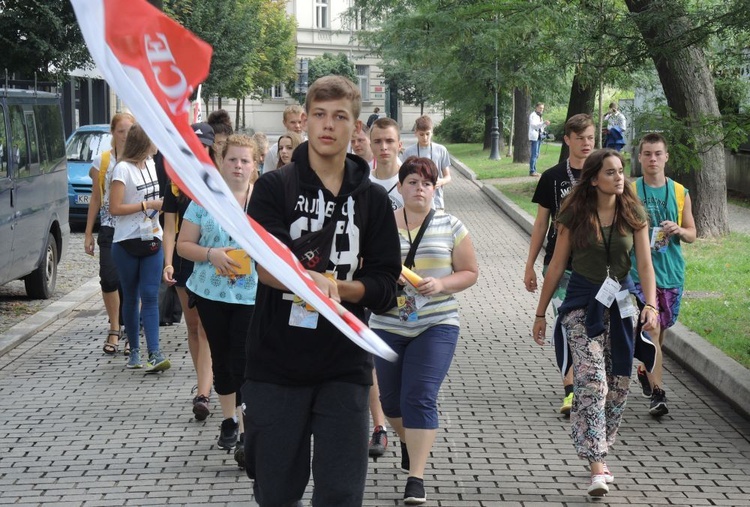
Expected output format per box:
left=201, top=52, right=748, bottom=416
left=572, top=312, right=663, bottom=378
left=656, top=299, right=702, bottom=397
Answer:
left=1, top=169, right=749, bottom=506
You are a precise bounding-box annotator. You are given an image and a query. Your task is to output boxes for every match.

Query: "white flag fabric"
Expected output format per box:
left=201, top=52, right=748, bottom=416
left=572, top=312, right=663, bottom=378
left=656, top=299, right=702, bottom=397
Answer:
left=70, top=0, right=396, bottom=361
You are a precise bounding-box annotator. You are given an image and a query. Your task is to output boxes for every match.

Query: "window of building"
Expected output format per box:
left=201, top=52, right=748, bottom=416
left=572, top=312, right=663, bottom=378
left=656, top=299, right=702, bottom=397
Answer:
left=315, top=0, right=329, bottom=29
left=356, top=65, right=369, bottom=101
left=268, top=83, right=284, bottom=99
left=354, top=8, right=367, bottom=30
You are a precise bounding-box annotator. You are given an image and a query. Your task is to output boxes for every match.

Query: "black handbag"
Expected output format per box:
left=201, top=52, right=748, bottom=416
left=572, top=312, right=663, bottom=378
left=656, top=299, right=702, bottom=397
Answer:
left=290, top=202, right=346, bottom=273
left=119, top=238, right=162, bottom=257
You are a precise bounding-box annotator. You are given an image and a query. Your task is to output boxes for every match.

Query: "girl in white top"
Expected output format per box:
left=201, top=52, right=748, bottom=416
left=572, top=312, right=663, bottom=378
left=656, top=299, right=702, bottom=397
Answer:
left=109, top=124, right=170, bottom=373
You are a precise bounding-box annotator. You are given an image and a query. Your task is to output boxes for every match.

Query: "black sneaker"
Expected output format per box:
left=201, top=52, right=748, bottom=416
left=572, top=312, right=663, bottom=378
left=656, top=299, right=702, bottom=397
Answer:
left=234, top=433, right=245, bottom=469
left=650, top=387, right=669, bottom=417
left=637, top=367, right=652, bottom=398
left=404, top=476, right=426, bottom=505
left=400, top=440, right=410, bottom=472
left=368, top=425, right=388, bottom=457
left=217, top=418, right=238, bottom=450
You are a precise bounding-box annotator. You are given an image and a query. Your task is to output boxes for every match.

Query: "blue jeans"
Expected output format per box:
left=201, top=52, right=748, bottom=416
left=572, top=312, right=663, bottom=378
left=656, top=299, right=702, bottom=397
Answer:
left=530, top=139, right=542, bottom=174
left=111, top=243, right=163, bottom=353
left=374, top=324, right=459, bottom=429
left=242, top=380, right=369, bottom=507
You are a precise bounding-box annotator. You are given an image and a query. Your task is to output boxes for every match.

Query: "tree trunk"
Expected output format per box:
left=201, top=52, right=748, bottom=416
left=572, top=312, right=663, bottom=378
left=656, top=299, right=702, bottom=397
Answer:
left=235, top=99, right=241, bottom=130
left=559, top=68, right=597, bottom=164
left=218, top=96, right=222, bottom=109
left=626, top=0, right=728, bottom=238
left=513, top=87, right=530, bottom=163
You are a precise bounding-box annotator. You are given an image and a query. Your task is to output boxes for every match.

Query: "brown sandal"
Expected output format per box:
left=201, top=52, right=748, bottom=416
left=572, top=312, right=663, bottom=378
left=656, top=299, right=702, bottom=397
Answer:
left=102, top=330, right=120, bottom=355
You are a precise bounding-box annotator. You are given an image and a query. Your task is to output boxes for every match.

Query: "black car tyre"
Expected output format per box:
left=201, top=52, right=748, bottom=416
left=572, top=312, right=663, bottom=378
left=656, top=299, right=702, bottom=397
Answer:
left=25, top=232, right=58, bottom=299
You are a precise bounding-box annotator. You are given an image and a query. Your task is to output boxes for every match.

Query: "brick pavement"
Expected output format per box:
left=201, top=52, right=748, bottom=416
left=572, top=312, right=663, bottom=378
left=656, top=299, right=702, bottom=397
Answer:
left=1, top=169, right=749, bottom=506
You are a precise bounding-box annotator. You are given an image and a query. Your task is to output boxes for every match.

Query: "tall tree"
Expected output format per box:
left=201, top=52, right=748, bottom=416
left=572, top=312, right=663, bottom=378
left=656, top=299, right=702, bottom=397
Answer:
left=0, top=0, right=90, bottom=82
left=307, top=53, right=358, bottom=86
left=625, top=0, right=729, bottom=238
left=165, top=0, right=296, bottom=104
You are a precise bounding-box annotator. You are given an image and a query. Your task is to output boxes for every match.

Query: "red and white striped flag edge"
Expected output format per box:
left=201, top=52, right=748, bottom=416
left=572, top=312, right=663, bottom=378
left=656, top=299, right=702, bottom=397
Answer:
left=70, top=0, right=397, bottom=361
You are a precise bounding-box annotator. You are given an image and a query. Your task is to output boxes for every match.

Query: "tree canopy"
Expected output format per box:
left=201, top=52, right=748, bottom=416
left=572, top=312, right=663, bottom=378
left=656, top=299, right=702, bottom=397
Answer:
left=164, top=0, right=296, bottom=102
left=352, top=0, right=750, bottom=237
left=0, top=0, right=91, bottom=82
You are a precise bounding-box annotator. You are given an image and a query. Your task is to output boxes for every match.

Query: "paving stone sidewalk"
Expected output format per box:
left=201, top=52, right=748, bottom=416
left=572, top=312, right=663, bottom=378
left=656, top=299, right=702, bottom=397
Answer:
left=1, top=169, right=749, bottom=506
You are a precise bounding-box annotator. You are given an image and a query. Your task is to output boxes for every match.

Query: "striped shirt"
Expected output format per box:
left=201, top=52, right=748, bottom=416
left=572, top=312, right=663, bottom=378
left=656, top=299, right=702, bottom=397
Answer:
left=369, top=211, right=468, bottom=337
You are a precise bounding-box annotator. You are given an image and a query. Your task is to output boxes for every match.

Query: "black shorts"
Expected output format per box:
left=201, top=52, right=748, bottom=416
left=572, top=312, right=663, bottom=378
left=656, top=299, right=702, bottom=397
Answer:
left=172, top=250, right=194, bottom=287
left=97, top=226, right=120, bottom=293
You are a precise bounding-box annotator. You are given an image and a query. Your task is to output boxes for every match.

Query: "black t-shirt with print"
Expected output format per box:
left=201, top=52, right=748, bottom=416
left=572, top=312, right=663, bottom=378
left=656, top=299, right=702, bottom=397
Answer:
left=531, top=161, right=581, bottom=266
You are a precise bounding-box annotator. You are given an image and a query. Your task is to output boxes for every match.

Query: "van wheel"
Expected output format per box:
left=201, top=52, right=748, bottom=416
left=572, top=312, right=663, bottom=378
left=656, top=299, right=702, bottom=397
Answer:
left=25, top=233, right=58, bottom=299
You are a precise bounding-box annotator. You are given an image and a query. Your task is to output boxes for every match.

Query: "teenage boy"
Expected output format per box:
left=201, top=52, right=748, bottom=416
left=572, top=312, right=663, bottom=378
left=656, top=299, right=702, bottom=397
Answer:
left=630, top=133, right=695, bottom=418
left=524, top=113, right=595, bottom=416
left=402, top=115, right=452, bottom=209
left=370, top=117, right=404, bottom=209
left=351, top=123, right=375, bottom=170
left=244, top=75, right=401, bottom=507
left=262, top=104, right=306, bottom=173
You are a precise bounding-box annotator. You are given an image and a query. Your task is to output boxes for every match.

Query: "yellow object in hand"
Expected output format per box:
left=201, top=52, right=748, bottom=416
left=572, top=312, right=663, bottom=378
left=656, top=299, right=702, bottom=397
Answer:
left=401, top=265, right=423, bottom=287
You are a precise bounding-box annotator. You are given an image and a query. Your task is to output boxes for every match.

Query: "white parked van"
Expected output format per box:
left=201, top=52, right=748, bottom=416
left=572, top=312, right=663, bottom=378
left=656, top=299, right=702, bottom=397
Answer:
left=0, top=89, right=70, bottom=298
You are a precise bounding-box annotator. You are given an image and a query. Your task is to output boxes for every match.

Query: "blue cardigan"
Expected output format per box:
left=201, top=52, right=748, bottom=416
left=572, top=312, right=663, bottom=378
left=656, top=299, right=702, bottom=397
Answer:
left=554, top=272, right=656, bottom=377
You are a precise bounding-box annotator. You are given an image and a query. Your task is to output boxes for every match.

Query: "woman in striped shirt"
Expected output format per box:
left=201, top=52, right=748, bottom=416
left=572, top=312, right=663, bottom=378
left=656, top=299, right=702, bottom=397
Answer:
left=370, top=156, right=478, bottom=505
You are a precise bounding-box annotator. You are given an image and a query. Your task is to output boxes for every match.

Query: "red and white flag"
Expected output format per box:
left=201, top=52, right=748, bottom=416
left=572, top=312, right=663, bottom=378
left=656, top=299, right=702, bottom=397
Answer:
left=71, top=0, right=396, bottom=361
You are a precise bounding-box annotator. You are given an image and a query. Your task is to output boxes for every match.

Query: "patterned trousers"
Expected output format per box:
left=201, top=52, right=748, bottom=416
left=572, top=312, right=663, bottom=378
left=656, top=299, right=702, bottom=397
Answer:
left=562, top=308, right=631, bottom=463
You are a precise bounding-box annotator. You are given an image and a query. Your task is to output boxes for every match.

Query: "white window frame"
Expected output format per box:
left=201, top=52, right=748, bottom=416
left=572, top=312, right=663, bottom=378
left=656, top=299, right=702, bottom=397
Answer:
left=315, top=0, right=329, bottom=29
left=356, top=65, right=369, bottom=101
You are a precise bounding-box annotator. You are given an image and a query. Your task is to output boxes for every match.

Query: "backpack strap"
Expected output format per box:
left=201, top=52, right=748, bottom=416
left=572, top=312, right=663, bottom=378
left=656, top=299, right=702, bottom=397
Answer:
left=98, top=150, right=111, bottom=196
left=673, top=180, right=686, bottom=227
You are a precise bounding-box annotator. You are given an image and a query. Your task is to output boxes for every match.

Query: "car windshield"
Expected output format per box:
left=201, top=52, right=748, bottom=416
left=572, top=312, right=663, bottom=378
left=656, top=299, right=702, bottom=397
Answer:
left=65, top=130, right=112, bottom=163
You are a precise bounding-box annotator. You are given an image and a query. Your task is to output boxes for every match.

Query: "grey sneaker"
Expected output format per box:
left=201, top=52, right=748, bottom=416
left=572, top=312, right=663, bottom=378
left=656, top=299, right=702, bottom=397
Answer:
left=126, top=348, right=143, bottom=369
left=145, top=351, right=171, bottom=373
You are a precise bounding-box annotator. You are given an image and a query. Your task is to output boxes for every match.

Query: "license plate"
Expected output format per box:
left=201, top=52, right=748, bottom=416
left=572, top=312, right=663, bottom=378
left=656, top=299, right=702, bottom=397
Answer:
left=75, top=195, right=91, bottom=205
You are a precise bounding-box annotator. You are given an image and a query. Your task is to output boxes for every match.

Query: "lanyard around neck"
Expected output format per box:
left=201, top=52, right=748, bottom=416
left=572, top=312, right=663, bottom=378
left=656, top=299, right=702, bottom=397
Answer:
left=565, top=159, right=578, bottom=187
left=595, top=207, right=616, bottom=279
left=640, top=177, right=669, bottom=225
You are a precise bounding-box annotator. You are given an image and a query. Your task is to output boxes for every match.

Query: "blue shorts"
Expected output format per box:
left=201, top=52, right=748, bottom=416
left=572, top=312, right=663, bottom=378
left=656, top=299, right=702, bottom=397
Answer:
left=373, top=324, right=459, bottom=429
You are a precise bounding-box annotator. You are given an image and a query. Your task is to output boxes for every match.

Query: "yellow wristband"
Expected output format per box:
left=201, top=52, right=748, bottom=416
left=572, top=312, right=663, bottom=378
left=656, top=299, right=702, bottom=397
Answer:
left=163, top=265, right=173, bottom=271
left=142, top=201, right=147, bottom=212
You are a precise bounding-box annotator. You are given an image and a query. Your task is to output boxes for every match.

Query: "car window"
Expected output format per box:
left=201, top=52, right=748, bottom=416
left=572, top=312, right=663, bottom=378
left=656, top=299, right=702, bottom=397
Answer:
left=65, top=130, right=112, bottom=163
left=34, top=105, right=65, bottom=173
left=9, top=106, right=30, bottom=178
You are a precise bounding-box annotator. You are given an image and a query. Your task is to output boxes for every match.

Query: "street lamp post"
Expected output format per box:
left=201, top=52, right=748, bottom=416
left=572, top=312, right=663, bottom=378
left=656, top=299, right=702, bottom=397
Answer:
left=489, top=57, right=501, bottom=160
left=295, top=58, right=309, bottom=104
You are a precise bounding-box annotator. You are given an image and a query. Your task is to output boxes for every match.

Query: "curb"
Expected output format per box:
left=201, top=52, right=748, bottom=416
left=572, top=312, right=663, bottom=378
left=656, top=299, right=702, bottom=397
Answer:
left=0, top=277, right=101, bottom=357
left=451, top=155, right=750, bottom=421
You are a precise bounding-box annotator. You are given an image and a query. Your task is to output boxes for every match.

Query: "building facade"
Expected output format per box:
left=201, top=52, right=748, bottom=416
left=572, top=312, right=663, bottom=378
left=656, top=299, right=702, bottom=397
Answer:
left=207, top=0, right=444, bottom=134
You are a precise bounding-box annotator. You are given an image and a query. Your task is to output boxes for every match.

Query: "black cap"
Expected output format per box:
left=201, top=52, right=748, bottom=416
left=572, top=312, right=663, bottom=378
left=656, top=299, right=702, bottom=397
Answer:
left=192, top=122, right=214, bottom=147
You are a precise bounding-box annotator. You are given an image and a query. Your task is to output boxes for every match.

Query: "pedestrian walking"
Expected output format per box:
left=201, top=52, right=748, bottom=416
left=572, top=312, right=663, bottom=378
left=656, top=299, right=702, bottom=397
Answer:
left=109, top=124, right=171, bottom=372
left=532, top=148, right=658, bottom=497
left=630, top=133, right=696, bottom=417
left=177, top=134, right=260, bottom=468
left=242, top=75, right=401, bottom=507
left=370, top=156, right=478, bottom=505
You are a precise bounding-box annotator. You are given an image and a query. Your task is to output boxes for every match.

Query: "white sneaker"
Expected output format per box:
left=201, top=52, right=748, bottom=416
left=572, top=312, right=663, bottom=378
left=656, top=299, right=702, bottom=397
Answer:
left=587, top=474, right=609, bottom=496
left=602, top=463, right=615, bottom=484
